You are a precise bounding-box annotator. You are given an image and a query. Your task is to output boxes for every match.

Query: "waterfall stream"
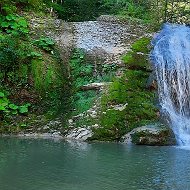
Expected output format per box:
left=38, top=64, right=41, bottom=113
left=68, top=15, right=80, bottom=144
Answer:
left=151, top=24, right=190, bottom=146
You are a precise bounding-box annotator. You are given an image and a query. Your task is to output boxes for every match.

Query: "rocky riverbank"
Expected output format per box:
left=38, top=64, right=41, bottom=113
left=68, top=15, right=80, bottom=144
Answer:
left=1, top=14, right=176, bottom=145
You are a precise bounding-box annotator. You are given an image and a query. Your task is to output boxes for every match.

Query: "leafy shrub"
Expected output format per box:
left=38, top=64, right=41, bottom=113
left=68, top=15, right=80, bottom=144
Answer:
left=70, top=49, right=93, bottom=87
left=0, top=14, right=29, bottom=35
left=0, top=92, right=31, bottom=120
left=0, top=0, right=43, bottom=14
left=33, top=37, right=55, bottom=52
left=69, top=49, right=96, bottom=113
left=0, top=34, right=31, bottom=83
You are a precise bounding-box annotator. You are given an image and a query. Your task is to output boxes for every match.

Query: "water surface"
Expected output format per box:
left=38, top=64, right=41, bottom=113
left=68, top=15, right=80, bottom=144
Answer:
left=0, top=138, right=190, bottom=190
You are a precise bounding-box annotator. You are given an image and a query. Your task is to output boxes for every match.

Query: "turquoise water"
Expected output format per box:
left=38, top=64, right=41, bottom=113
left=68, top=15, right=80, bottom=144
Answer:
left=0, top=138, right=190, bottom=190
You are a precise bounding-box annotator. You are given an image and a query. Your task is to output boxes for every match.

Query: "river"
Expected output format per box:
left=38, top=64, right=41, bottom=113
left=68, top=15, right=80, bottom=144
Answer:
left=0, top=137, right=190, bottom=190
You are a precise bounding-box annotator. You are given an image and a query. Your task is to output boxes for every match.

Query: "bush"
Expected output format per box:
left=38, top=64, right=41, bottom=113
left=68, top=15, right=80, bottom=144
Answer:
left=0, top=14, right=29, bottom=35
left=0, top=91, right=31, bottom=121
left=33, top=37, right=55, bottom=52
left=0, top=0, right=43, bottom=15
left=0, top=35, right=32, bottom=84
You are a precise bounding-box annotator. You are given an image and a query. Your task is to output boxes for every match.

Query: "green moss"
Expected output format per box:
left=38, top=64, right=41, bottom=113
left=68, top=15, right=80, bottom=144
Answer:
left=93, top=38, right=159, bottom=141
left=122, top=37, right=151, bottom=71
left=89, top=128, right=119, bottom=142
left=89, top=111, right=127, bottom=141
left=123, top=52, right=150, bottom=71
left=131, top=128, right=176, bottom=146
left=102, top=70, right=158, bottom=130
left=131, top=37, right=151, bottom=53
left=30, top=50, right=69, bottom=116
left=101, top=78, right=127, bottom=107
left=31, top=56, right=62, bottom=94
left=101, top=109, right=126, bottom=129
left=98, top=82, right=158, bottom=141
left=31, top=59, right=44, bottom=91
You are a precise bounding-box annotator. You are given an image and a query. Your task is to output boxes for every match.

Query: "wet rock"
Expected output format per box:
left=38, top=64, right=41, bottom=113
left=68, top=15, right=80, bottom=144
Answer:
left=66, top=127, right=92, bottom=141
left=146, top=71, right=157, bottom=90
left=121, top=123, right=176, bottom=145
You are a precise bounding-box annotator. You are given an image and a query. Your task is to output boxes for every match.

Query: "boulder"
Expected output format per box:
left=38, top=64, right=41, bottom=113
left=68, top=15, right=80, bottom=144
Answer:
left=121, top=123, right=176, bottom=145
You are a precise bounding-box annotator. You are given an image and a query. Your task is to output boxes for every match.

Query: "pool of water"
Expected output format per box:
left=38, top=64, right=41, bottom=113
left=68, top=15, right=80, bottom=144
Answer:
left=0, top=137, right=190, bottom=190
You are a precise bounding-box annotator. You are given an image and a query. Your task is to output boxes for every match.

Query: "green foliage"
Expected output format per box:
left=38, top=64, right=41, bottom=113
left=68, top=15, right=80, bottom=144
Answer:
left=74, top=91, right=97, bottom=114
left=33, top=37, right=55, bottom=52
left=50, top=0, right=157, bottom=22
left=27, top=51, right=42, bottom=59
left=0, top=34, right=32, bottom=84
left=0, top=92, right=31, bottom=120
left=70, top=49, right=94, bottom=88
left=101, top=0, right=154, bottom=21
left=70, top=49, right=117, bottom=88
left=69, top=49, right=117, bottom=114
left=0, top=0, right=70, bottom=129
left=0, top=0, right=43, bottom=15
left=69, top=49, right=96, bottom=113
left=0, top=92, right=5, bottom=98
left=0, top=14, right=29, bottom=35
left=48, top=0, right=105, bottom=21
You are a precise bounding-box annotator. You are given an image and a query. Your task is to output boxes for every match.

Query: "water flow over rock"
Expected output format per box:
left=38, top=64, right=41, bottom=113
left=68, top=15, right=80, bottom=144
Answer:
left=151, top=24, right=190, bottom=146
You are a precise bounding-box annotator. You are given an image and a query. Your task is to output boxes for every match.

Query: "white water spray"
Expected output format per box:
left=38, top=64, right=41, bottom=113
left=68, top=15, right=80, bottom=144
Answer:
left=151, top=24, right=190, bottom=146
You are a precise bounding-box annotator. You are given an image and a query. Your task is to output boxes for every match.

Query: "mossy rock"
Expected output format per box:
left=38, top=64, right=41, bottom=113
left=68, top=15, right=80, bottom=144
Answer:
left=88, top=109, right=128, bottom=142
left=122, top=37, right=152, bottom=71
left=88, top=37, right=158, bottom=142
left=122, top=51, right=151, bottom=71
left=97, top=68, right=158, bottom=142
left=131, top=37, right=151, bottom=53
left=128, top=124, right=176, bottom=146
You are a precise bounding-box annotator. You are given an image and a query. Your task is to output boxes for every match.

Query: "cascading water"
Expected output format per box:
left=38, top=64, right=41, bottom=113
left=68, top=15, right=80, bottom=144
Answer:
left=151, top=23, right=190, bottom=146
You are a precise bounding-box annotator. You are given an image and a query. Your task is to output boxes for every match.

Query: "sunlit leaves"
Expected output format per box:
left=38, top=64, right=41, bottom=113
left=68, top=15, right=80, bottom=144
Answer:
left=0, top=92, right=31, bottom=119
left=0, top=14, right=29, bottom=35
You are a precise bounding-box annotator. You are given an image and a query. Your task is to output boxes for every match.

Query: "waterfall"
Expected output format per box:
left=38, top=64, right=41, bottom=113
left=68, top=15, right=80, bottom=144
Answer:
left=151, top=23, right=190, bottom=146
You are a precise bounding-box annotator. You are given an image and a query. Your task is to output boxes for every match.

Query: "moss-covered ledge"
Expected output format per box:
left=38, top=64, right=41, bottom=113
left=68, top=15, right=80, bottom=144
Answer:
left=121, top=123, right=176, bottom=146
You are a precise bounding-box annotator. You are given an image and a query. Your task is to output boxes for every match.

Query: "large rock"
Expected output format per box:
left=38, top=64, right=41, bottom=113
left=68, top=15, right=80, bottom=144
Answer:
left=121, top=123, right=176, bottom=145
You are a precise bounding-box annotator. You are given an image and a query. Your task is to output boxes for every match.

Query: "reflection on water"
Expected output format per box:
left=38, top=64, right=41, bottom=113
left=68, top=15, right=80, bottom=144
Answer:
left=0, top=138, right=190, bottom=190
